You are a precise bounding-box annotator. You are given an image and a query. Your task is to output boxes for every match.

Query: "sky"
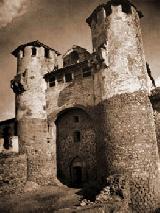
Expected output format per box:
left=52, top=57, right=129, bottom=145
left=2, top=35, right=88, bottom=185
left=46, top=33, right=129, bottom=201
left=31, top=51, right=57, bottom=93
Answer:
left=0, top=0, right=160, bottom=121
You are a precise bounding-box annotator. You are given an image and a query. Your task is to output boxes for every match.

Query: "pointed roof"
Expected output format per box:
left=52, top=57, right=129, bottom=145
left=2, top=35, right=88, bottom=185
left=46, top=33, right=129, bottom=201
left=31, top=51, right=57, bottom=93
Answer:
left=11, top=40, right=61, bottom=57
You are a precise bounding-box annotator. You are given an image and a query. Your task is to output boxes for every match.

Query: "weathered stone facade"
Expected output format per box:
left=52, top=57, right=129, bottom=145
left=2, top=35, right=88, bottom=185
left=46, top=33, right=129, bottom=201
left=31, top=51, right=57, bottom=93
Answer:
left=0, top=153, right=27, bottom=195
left=56, top=108, right=96, bottom=186
left=0, top=0, right=160, bottom=212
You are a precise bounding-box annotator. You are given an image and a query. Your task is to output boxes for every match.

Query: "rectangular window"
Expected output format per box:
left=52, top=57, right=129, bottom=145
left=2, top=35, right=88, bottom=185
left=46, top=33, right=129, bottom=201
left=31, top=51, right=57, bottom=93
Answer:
left=32, top=47, right=37, bottom=56
left=45, top=49, right=50, bottom=58
left=49, top=76, right=55, bottom=87
left=74, top=116, right=79, bottom=123
left=82, top=67, right=91, bottom=78
left=57, top=74, right=64, bottom=83
left=74, top=131, right=81, bottom=143
left=65, top=73, right=73, bottom=82
left=63, top=61, right=66, bottom=67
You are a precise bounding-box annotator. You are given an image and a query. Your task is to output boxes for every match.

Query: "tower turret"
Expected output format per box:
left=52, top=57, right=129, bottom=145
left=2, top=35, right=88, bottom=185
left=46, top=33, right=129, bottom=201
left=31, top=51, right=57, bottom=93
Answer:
left=87, top=0, right=160, bottom=211
left=11, top=41, right=60, bottom=185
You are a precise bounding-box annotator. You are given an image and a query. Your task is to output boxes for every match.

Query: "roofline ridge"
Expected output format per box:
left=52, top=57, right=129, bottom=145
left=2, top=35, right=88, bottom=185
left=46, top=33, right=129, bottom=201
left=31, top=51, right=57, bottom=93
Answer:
left=11, top=40, right=61, bottom=57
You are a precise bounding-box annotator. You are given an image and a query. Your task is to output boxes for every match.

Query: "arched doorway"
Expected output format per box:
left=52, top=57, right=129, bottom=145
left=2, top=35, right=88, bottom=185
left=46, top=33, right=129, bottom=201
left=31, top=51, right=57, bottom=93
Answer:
left=55, top=107, right=96, bottom=187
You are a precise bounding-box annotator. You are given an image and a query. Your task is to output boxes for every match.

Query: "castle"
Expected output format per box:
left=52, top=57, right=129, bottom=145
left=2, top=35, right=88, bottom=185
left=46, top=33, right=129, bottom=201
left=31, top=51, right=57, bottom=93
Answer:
left=0, top=0, right=160, bottom=212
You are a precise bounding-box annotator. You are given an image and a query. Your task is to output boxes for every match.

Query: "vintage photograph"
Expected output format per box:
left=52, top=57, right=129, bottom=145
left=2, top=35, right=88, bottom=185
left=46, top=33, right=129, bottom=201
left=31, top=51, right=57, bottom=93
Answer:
left=0, top=0, right=160, bottom=212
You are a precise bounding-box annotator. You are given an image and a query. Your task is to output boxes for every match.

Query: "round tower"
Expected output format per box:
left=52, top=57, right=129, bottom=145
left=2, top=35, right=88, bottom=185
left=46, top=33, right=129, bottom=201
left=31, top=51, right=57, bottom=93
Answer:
left=87, top=0, right=160, bottom=211
left=11, top=41, right=60, bottom=185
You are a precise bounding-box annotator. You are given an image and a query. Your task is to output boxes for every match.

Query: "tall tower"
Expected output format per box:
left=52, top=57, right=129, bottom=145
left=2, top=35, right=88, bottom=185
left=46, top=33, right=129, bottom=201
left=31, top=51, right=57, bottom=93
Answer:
left=87, top=0, right=160, bottom=211
left=11, top=41, right=60, bottom=185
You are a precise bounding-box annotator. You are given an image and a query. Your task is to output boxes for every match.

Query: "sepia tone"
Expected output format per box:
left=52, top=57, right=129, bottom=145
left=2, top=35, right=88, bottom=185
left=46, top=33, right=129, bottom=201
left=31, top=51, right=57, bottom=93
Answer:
left=0, top=0, right=160, bottom=212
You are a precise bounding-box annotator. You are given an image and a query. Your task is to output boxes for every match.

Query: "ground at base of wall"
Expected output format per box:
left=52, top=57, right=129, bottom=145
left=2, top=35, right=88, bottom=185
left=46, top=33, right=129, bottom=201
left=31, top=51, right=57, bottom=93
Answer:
left=0, top=187, right=129, bottom=213
left=0, top=185, right=159, bottom=213
left=0, top=185, right=81, bottom=213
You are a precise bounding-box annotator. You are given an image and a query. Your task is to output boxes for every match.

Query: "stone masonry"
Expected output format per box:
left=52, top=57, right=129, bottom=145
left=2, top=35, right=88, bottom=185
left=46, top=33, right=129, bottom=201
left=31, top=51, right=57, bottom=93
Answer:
left=0, top=0, right=160, bottom=212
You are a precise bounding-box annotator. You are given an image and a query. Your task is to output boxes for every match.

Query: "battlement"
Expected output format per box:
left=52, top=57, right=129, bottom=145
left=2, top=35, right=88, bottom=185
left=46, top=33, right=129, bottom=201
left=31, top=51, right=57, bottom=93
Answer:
left=86, top=0, right=143, bottom=27
left=12, top=40, right=60, bottom=59
left=44, top=51, right=104, bottom=88
left=86, top=0, right=144, bottom=51
left=44, top=60, right=91, bottom=88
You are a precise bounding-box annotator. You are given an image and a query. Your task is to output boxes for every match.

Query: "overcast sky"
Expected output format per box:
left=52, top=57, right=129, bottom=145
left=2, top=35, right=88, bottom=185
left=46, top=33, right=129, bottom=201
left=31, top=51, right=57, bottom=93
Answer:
left=0, top=0, right=160, bottom=121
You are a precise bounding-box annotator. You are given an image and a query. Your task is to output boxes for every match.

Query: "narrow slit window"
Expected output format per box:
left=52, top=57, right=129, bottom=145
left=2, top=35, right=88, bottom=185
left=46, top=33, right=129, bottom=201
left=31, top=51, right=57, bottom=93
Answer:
left=49, top=76, right=55, bottom=87
left=45, top=49, right=50, bottom=58
left=74, top=130, right=81, bottom=143
left=82, top=67, right=91, bottom=78
left=65, top=73, right=73, bottom=82
left=63, top=61, right=66, bottom=67
left=32, top=47, right=37, bottom=56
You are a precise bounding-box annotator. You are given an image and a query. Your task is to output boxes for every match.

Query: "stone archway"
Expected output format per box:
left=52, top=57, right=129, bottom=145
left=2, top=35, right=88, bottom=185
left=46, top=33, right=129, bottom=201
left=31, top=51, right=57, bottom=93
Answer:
left=55, top=107, right=97, bottom=187
left=70, top=157, right=85, bottom=187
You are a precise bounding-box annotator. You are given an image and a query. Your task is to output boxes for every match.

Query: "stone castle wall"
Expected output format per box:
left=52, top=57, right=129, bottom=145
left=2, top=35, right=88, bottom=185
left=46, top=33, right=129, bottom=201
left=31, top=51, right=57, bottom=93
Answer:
left=0, top=153, right=27, bottom=195
left=45, top=61, right=102, bottom=186
left=150, top=88, right=160, bottom=156
left=86, top=2, right=160, bottom=212
left=1, top=1, right=159, bottom=211
left=18, top=118, right=56, bottom=185
left=12, top=45, right=59, bottom=185
left=46, top=66, right=95, bottom=120
left=56, top=108, right=96, bottom=185
left=101, top=92, right=160, bottom=211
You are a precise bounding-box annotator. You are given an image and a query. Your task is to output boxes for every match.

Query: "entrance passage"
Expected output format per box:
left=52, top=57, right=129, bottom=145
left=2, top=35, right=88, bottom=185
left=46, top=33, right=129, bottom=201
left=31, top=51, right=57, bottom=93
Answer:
left=56, top=108, right=96, bottom=186
left=72, top=166, right=82, bottom=187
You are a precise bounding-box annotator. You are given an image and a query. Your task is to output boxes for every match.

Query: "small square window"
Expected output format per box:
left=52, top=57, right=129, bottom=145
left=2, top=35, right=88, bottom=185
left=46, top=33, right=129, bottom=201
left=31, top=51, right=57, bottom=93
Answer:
left=74, top=116, right=79, bottom=123
left=74, top=130, right=81, bottom=143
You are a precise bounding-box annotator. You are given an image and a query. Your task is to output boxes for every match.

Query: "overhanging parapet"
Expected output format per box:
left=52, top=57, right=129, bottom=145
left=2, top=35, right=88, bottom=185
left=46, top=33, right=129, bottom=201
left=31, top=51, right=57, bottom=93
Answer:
left=86, top=0, right=143, bottom=26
